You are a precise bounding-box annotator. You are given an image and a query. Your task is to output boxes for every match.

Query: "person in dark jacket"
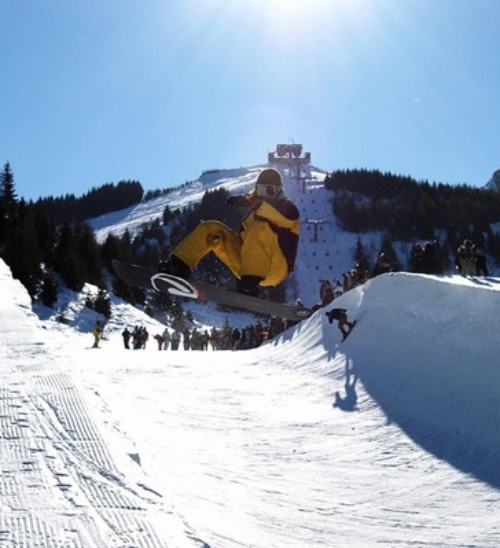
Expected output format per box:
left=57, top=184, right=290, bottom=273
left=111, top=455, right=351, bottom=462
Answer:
left=325, top=308, right=355, bottom=340
left=122, top=327, right=131, bottom=349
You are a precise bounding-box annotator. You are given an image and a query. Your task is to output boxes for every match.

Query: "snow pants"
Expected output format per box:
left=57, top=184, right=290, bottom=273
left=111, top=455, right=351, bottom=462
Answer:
left=171, top=220, right=289, bottom=287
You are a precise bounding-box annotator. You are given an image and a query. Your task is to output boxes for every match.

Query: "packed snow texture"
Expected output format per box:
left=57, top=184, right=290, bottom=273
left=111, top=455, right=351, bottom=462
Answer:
left=1, top=257, right=500, bottom=547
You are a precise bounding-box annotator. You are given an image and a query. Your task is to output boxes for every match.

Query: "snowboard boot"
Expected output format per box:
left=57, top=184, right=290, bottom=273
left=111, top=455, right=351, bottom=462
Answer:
left=237, top=275, right=263, bottom=297
left=157, top=255, right=192, bottom=280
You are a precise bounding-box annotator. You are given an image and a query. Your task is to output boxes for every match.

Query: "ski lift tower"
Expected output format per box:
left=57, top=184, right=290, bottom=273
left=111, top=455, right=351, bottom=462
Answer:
left=304, top=218, right=328, bottom=243
left=268, top=143, right=312, bottom=194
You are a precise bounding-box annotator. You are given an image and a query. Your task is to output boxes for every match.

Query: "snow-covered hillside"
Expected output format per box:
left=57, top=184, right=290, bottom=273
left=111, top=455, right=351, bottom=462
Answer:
left=89, top=166, right=264, bottom=244
left=2, top=256, right=500, bottom=547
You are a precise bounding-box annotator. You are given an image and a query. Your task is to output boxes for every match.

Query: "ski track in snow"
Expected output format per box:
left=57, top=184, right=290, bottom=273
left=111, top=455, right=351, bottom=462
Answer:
left=0, top=268, right=207, bottom=548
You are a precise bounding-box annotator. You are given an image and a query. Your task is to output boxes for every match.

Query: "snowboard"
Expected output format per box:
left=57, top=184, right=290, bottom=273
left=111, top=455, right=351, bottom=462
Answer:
left=342, top=319, right=357, bottom=342
left=112, top=260, right=313, bottom=322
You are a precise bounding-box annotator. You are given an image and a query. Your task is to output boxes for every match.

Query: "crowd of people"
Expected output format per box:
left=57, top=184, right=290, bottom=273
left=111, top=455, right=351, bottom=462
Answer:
left=117, top=318, right=287, bottom=352
left=455, top=239, right=489, bottom=277
left=121, top=326, right=150, bottom=349
left=332, top=252, right=395, bottom=296
left=330, top=237, right=490, bottom=296
left=410, top=240, right=447, bottom=274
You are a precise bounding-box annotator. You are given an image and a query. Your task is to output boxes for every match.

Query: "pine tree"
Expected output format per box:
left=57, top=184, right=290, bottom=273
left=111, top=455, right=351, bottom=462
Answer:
left=6, top=201, right=43, bottom=296
left=77, top=223, right=104, bottom=286
left=93, top=288, right=112, bottom=318
left=53, top=222, right=86, bottom=291
left=0, top=162, right=18, bottom=249
left=354, top=238, right=370, bottom=273
left=40, top=273, right=58, bottom=307
left=0, top=162, right=17, bottom=204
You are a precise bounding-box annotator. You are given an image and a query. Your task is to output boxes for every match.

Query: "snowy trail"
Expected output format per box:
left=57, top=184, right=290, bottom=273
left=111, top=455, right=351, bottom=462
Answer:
left=0, top=274, right=204, bottom=547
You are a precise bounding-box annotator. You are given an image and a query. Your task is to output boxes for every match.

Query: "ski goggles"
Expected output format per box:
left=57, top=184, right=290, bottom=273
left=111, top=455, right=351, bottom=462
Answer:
left=256, top=184, right=281, bottom=198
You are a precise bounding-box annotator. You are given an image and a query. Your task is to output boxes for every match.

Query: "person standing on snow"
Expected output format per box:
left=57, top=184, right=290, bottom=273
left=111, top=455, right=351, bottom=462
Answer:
left=162, top=328, right=171, bottom=350
left=92, top=321, right=102, bottom=348
left=122, top=327, right=131, bottom=349
left=154, top=333, right=164, bottom=351
left=319, top=279, right=335, bottom=307
left=157, top=168, right=300, bottom=297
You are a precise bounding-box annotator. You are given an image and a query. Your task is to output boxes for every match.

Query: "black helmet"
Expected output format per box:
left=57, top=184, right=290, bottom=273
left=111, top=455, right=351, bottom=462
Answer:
left=255, top=168, right=283, bottom=199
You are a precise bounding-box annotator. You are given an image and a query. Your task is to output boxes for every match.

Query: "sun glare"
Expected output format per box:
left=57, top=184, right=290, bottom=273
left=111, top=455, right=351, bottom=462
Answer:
left=242, top=0, right=375, bottom=50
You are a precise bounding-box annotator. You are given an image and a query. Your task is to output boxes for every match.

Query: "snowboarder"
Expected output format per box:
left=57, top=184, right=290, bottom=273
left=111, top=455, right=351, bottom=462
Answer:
left=325, top=308, right=355, bottom=340
left=157, top=168, right=300, bottom=297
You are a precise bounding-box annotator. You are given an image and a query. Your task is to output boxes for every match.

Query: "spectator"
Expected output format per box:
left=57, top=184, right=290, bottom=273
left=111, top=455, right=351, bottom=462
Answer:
left=231, top=328, right=241, bottom=350
left=456, top=240, right=475, bottom=276
left=122, top=327, right=131, bottom=349
left=372, top=253, right=391, bottom=277
left=210, top=327, right=221, bottom=350
left=319, top=279, right=335, bottom=306
left=140, top=327, right=149, bottom=349
left=201, top=330, right=210, bottom=350
left=474, top=246, right=489, bottom=276
left=255, top=322, right=267, bottom=346
left=162, top=328, right=171, bottom=350
left=154, top=334, right=164, bottom=350
left=410, top=243, right=424, bottom=273
left=183, top=330, right=191, bottom=350
left=171, top=330, right=181, bottom=351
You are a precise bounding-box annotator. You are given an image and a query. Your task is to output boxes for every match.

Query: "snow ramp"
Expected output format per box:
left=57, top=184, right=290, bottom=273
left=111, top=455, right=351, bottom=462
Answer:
left=278, top=272, right=500, bottom=487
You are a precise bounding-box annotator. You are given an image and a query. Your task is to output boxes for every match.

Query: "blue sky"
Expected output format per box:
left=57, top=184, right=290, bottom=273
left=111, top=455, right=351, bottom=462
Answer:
left=2, top=0, right=500, bottom=201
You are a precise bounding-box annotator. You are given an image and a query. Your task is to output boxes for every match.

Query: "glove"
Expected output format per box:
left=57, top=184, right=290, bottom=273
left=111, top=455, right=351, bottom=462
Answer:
left=226, top=195, right=249, bottom=208
left=246, top=191, right=263, bottom=211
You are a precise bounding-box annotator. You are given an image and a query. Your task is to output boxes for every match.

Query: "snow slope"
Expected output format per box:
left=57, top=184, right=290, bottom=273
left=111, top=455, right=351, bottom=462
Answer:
left=89, top=167, right=263, bottom=245
left=2, top=257, right=500, bottom=547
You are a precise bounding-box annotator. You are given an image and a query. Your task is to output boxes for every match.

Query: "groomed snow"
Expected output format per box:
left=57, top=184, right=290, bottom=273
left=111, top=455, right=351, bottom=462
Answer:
left=2, top=258, right=500, bottom=547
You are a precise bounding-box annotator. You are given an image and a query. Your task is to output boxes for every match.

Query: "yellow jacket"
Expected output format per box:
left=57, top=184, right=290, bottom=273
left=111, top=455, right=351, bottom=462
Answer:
left=241, top=198, right=300, bottom=274
left=172, top=194, right=300, bottom=287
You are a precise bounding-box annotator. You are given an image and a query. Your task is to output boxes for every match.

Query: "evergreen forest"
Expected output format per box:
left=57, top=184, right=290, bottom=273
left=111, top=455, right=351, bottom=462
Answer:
left=324, top=168, right=500, bottom=262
